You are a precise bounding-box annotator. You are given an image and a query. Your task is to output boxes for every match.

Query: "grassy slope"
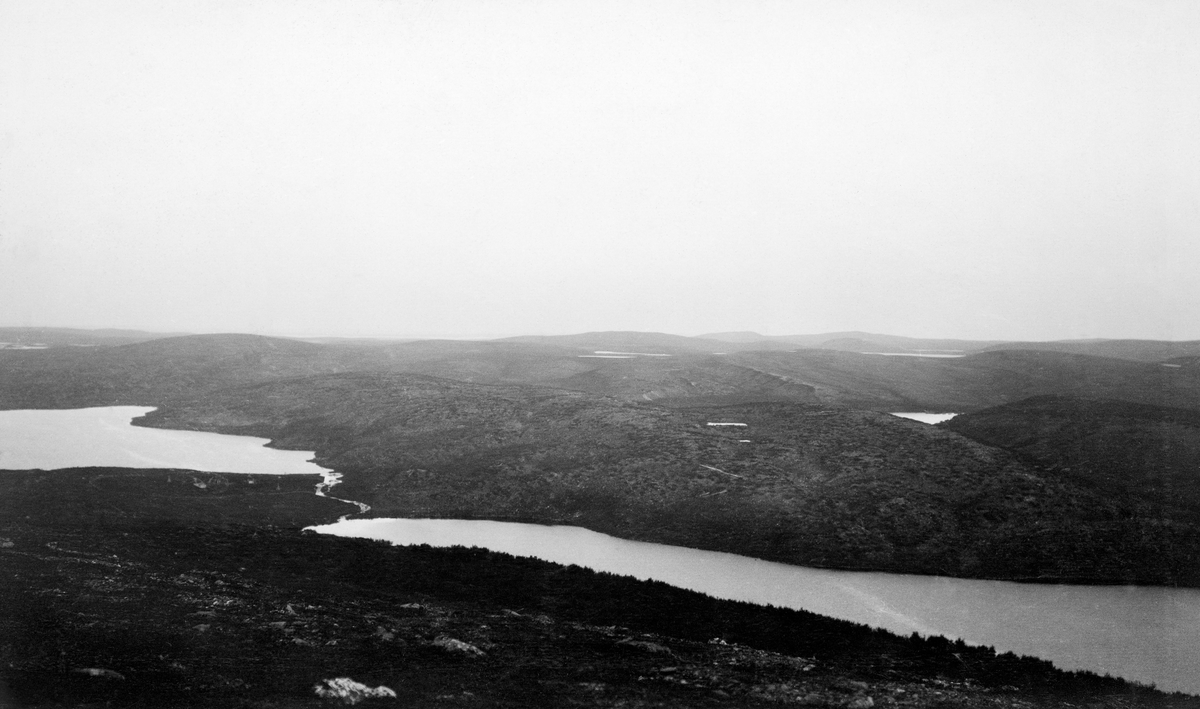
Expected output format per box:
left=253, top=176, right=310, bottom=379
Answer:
left=2, top=468, right=1193, bottom=708
left=136, top=372, right=1200, bottom=586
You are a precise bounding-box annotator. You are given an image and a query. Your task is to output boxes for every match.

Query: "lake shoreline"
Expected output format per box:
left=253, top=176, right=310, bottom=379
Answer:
left=4, top=406, right=1200, bottom=701
left=3, top=466, right=1195, bottom=707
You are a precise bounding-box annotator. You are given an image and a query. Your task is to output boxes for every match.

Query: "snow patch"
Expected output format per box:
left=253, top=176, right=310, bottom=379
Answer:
left=313, top=677, right=396, bottom=704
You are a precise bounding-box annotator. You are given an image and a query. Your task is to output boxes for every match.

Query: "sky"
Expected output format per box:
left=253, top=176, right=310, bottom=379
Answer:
left=1, top=0, right=1198, bottom=341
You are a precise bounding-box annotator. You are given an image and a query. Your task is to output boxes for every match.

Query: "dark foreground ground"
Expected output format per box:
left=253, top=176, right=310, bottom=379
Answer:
left=2, top=469, right=1197, bottom=708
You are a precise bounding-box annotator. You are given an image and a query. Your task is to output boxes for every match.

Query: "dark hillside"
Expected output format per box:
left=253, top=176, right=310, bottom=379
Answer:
left=342, top=339, right=608, bottom=384
left=546, top=356, right=819, bottom=404
left=3, top=468, right=1186, bottom=708
left=943, top=396, right=1200, bottom=516
left=138, top=373, right=1200, bottom=585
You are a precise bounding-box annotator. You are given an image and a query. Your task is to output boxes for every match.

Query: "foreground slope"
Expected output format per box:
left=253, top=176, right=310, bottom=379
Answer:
left=2, top=468, right=1193, bottom=708
left=139, top=372, right=1200, bottom=585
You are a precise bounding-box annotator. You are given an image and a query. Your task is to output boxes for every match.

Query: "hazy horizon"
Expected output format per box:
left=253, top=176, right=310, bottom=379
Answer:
left=2, top=322, right=1195, bottom=345
left=3, top=0, right=1198, bottom=341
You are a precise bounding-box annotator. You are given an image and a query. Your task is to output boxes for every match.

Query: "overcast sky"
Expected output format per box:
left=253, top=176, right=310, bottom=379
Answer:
left=1, top=0, right=1197, bottom=340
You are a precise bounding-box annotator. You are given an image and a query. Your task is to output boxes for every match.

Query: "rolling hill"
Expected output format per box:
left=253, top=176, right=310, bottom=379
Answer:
left=943, top=396, right=1200, bottom=516
left=0, top=326, right=180, bottom=348
left=136, top=371, right=1200, bottom=586
left=7, top=331, right=1200, bottom=414
left=979, top=339, right=1200, bottom=362
left=6, top=330, right=1200, bottom=586
left=722, top=348, right=1200, bottom=412
left=698, top=331, right=1005, bottom=353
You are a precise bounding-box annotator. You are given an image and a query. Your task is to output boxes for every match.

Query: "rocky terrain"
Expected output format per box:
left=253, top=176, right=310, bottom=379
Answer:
left=2, top=468, right=1194, bottom=708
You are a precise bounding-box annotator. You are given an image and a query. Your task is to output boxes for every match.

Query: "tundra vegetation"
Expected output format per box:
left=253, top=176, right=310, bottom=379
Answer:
left=3, top=327, right=1200, bottom=706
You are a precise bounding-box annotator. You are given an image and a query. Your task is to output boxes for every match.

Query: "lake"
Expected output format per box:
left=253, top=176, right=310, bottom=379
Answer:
left=3, top=406, right=1197, bottom=695
left=0, top=406, right=329, bottom=476
left=313, top=517, right=1200, bottom=695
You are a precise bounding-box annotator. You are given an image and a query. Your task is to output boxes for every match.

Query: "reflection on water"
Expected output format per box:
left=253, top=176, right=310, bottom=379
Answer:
left=0, top=406, right=329, bottom=476
left=312, top=517, right=1200, bottom=695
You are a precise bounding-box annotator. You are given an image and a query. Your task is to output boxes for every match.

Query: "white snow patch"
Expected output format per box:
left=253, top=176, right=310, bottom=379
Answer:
left=889, top=413, right=959, bottom=425
left=313, top=677, right=396, bottom=704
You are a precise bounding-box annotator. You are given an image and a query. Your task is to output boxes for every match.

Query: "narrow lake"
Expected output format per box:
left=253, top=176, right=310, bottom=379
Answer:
left=0, top=406, right=329, bottom=476
left=2, top=407, right=1197, bottom=695
left=313, top=518, right=1200, bottom=696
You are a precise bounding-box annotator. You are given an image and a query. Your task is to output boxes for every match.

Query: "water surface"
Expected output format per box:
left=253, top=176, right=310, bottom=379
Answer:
left=313, top=517, right=1200, bottom=695
left=0, top=406, right=329, bottom=475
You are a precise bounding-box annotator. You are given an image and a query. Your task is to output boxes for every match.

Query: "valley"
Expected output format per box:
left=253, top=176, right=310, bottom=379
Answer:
left=3, top=327, right=1200, bottom=706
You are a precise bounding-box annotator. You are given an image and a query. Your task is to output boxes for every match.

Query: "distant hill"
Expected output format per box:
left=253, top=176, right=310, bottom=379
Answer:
left=980, top=339, right=1200, bottom=362
left=0, top=326, right=182, bottom=348
left=698, top=331, right=1006, bottom=353
left=723, top=348, right=1200, bottom=412
left=7, top=331, right=1200, bottom=414
left=139, top=372, right=1200, bottom=586
left=701, top=332, right=1200, bottom=362
left=943, top=395, right=1200, bottom=515
left=0, top=333, right=374, bottom=408
left=498, top=330, right=796, bottom=354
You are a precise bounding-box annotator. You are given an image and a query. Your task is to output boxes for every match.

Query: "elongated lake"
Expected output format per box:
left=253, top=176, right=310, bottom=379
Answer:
left=2, top=407, right=1197, bottom=695
left=312, top=518, right=1200, bottom=695
left=0, top=406, right=329, bottom=475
